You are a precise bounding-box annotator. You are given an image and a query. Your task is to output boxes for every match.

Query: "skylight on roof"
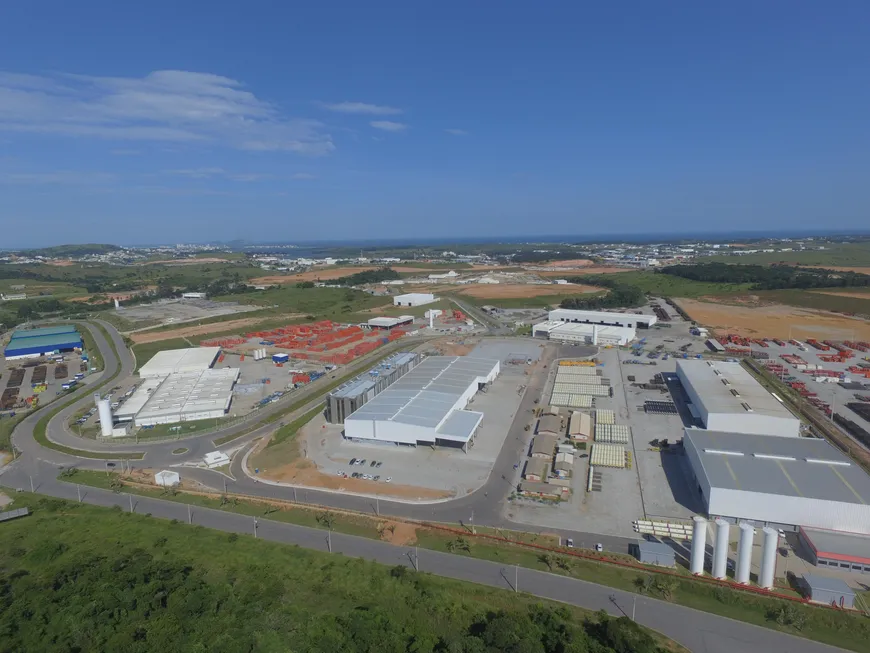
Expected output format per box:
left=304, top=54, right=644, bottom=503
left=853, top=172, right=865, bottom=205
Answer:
left=753, top=453, right=796, bottom=461
left=806, top=458, right=851, bottom=467
left=704, top=448, right=744, bottom=456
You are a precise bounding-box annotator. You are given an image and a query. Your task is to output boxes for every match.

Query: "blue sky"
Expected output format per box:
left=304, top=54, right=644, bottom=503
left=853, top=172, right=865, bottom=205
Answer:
left=1, top=2, right=869, bottom=247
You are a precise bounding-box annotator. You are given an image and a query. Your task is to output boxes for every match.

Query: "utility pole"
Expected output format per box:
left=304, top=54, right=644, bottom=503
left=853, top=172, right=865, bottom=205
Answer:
left=414, top=546, right=419, bottom=571
left=470, top=510, right=475, bottom=535
left=29, top=475, right=34, bottom=493
left=223, top=479, right=227, bottom=494
left=294, top=487, right=297, bottom=503
left=327, top=528, right=332, bottom=553
left=187, top=503, right=192, bottom=524
left=77, top=485, right=81, bottom=502
left=515, top=565, right=518, bottom=593
left=254, top=517, right=258, bottom=538
left=376, top=495, right=379, bottom=516
left=129, top=494, right=133, bottom=513
left=632, top=595, right=637, bottom=621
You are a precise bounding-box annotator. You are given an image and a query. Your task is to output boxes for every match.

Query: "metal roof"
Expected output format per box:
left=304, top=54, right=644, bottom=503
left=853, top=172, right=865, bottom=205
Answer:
left=4, top=332, right=82, bottom=353
left=637, top=540, right=674, bottom=555
left=677, top=360, right=796, bottom=421
left=532, top=434, right=558, bottom=456
left=684, top=429, right=870, bottom=505
left=346, top=355, right=498, bottom=433
left=800, top=528, right=870, bottom=564
left=435, top=409, right=483, bottom=442
left=9, top=324, right=77, bottom=339
left=139, top=347, right=221, bottom=378
left=135, top=368, right=239, bottom=421
left=330, top=352, right=417, bottom=399
left=802, top=574, right=855, bottom=596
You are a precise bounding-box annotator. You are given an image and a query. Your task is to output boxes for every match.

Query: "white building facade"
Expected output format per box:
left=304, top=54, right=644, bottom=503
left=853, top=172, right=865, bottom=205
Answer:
left=393, top=293, right=436, bottom=307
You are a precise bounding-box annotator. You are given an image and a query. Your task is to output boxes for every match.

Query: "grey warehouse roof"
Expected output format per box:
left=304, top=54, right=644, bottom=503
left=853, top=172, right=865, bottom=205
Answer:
left=802, top=574, right=855, bottom=596
left=435, top=409, right=484, bottom=442
left=330, top=352, right=418, bottom=399
left=801, top=527, right=870, bottom=562
left=677, top=360, right=795, bottom=420
left=684, top=429, right=870, bottom=505
left=346, top=355, right=498, bottom=438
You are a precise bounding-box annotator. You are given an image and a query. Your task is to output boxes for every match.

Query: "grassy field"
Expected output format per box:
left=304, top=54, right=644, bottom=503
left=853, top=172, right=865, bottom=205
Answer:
left=214, top=285, right=391, bottom=318
left=706, top=241, right=870, bottom=267
left=455, top=291, right=603, bottom=309
left=0, top=492, right=685, bottom=653
left=58, top=473, right=870, bottom=651
left=605, top=271, right=753, bottom=298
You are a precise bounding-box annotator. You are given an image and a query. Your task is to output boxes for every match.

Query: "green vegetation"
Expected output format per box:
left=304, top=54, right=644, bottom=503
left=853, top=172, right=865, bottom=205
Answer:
left=561, top=275, right=646, bottom=309
left=1, top=494, right=678, bottom=653
left=661, top=262, right=870, bottom=290
left=171, top=447, right=189, bottom=454
left=332, top=266, right=401, bottom=286
left=268, top=402, right=324, bottom=448
left=214, top=285, right=390, bottom=318
left=61, top=472, right=870, bottom=651
left=19, top=243, right=122, bottom=257
left=78, top=322, right=104, bottom=371
left=749, top=289, right=870, bottom=316
left=0, top=413, right=24, bottom=453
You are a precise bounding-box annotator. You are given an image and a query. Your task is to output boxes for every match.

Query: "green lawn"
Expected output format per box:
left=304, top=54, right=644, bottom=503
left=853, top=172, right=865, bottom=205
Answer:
left=0, top=492, right=683, bottom=653
left=609, top=271, right=753, bottom=298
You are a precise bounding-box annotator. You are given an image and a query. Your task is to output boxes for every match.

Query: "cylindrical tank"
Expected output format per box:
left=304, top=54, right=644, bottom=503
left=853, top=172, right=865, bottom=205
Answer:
left=93, top=392, right=102, bottom=407
left=690, top=516, right=707, bottom=575
left=760, top=527, right=778, bottom=589
left=97, top=399, right=113, bottom=437
left=736, top=522, right=754, bottom=584
left=712, top=518, right=730, bottom=580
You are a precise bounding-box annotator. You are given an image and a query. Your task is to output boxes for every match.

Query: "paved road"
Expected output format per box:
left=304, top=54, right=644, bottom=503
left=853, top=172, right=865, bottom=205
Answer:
left=0, top=460, right=846, bottom=653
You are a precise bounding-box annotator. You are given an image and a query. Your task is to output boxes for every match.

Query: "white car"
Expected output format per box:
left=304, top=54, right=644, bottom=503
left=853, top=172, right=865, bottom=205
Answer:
left=385, top=477, right=392, bottom=483
left=337, top=470, right=345, bottom=476
left=593, top=543, right=603, bottom=552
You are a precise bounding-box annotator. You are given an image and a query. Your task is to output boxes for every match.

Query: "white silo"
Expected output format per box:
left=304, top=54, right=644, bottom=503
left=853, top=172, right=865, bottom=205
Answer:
left=690, top=516, right=707, bottom=575
left=97, top=399, right=113, bottom=437
left=93, top=392, right=102, bottom=407
left=736, top=522, right=754, bottom=584
left=759, top=527, right=778, bottom=590
left=712, top=518, right=730, bottom=580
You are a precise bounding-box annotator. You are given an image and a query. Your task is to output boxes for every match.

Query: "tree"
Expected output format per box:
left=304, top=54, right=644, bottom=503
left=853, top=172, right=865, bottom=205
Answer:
left=17, top=303, right=35, bottom=319
left=538, top=553, right=556, bottom=571
left=316, top=511, right=336, bottom=530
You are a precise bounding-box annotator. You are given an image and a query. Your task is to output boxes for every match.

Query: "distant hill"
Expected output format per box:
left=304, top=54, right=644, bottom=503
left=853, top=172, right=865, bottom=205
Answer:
left=21, top=243, right=123, bottom=257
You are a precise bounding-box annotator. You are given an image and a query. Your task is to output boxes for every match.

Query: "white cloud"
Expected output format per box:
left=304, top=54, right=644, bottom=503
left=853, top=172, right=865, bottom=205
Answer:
left=370, top=120, right=408, bottom=132
left=321, top=101, right=402, bottom=115
left=444, top=128, right=468, bottom=136
left=0, top=70, right=334, bottom=155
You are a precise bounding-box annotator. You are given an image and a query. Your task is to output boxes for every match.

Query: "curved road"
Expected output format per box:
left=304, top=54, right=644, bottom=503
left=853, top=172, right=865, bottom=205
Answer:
left=0, top=319, right=851, bottom=653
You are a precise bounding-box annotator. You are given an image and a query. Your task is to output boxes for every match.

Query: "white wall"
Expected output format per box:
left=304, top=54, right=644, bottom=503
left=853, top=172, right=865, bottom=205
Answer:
left=705, top=413, right=800, bottom=438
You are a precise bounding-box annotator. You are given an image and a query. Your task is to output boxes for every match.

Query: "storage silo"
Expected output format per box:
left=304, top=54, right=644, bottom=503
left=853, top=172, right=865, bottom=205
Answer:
left=760, top=527, right=778, bottom=590
left=97, top=399, right=113, bottom=437
left=690, top=516, right=707, bottom=575
left=712, top=518, right=730, bottom=580
left=736, top=522, right=754, bottom=585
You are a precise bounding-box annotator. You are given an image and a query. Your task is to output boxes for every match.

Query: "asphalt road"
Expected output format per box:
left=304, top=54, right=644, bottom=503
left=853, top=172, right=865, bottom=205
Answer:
left=0, top=462, right=847, bottom=653
left=1, top=319, right=853, bottom=652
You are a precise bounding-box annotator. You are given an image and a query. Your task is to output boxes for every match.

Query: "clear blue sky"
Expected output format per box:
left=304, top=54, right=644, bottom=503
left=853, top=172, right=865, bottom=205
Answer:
left=1, top=2, right=868, bottom=247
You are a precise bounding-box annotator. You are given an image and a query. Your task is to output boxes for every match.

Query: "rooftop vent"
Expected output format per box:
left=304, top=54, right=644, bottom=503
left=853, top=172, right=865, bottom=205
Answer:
left=729, top=388, right=741, bottom=397
left=740, top=402, right=753, bottom=412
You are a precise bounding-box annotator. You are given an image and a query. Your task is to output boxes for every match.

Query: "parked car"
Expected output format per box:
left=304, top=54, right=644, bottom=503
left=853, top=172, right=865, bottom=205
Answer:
left=373, top=475, right=380, bottom=481
left=385, top=477, right=392, bottom=483
left=376, top=461, right=383, bottom=468
left=359, top=459, right=366, bottom=466
left=593, top=543, right=603, bottom=552
left=370, top=460, right=377, bottom=467
left=566, top=538, right=574, bottom=548
left=350, top=458, right=357, bottom=465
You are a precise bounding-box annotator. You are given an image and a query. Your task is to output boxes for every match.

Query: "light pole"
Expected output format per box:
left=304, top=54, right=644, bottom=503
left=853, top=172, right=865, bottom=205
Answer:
left=327, top=528, right=332, bottom=553
left=187, top=503, right=192, bottom=524
left=29, top=475, right=34, bottom=493
left=77, top=485, right=81, bottom=502
left=514, top=565, right=518, bottom=593
left=254, top=517, right=259, bottom=538
left=128, top=494, right=133, bottom=513
left=632, top=595, right=637, bottom=621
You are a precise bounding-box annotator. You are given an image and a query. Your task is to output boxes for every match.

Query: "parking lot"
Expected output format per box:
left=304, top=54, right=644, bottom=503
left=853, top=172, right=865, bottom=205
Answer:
left=1, top=350, right=92, bottom=418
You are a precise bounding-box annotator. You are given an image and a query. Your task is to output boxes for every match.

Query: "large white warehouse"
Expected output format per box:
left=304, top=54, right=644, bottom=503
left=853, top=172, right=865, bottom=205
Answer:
left=139, top=347, right=221, bottom=379
left=532, top=320, right=636, bottom=346
left=676, top=359, right=800, bottom=438
left=548, top=308, right=657, bottom=329
left=393, top=293, right=436, bottom=307
left=344, top=356, right=499, bottom=451
left=683, top=429, right=870, bottom=535
left=133, top=368, right=240, bottom=426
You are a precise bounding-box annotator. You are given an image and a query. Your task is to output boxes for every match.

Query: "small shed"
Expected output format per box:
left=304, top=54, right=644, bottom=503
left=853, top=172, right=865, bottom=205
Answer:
left=635, top=540, right=675, bottom=567
left=568, top=411, right=592, bottom=441
left=524, top=458, right=549, bottom=482
left=537, top=414, right=563, bottom=436
left=531, top=434, right=558, bottom=459
left=802, top=574, right=856, bottom=609
left=203, top=451, right=230, bottom=469
left=554, top=452, right=574, bottom=473
left=154, top=470, right=180, bottom=487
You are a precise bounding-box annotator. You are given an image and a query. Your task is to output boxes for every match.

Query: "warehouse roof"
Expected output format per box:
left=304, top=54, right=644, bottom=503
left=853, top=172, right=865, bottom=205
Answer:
left=435, top=409, right=483, bottom=442
left=330, top=352, right=418, bottom=399
left=677, top=360, right=795, bottom=421
left=537, top=414, right=563, bottom=436
left=532, top=434, right=558, bottom=457
left=637, top=540, right=674, bottom=556
left=345, top=356, right=498, bottom=439
left=139, top=347, right=221, bottom=378
left=802, top=574, right=855, bottom=596
left=684, top=429, right=870, bottom=505
left=524, top=458, right=549, bottom=478
left=9, top=324, right=77, bottom=339
left=800, top=528, right=870, bottom=565
left=548, top=308, right=657, bottom=326
left=367, top=316, right=414, bottom=328
left=135, top=368, right=239, bottom=422
left=5, top=332, right=82, bottom=353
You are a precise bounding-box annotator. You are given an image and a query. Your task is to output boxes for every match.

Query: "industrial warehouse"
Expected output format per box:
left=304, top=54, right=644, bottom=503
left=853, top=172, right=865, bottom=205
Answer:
left=532, top=308, right=657, bottom=346
left=676, top=359, right=801, bottom=438
left=326, top=352, right=420, bottom=423
left=683, top=429, right=870, bottom=535
left=3, top=325, right=82, bottom=360
left=344, top=355, right=500, bottom=450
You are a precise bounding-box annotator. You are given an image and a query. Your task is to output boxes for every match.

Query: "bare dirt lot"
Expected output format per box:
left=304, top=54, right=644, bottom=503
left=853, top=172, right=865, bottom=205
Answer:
left=142, top=257, right=233, bottom=265
left=535, top=258, right=595, bottom=267
left=456, top=283, right=599, bottom=298
left=799, top=265, right=870, bottom=274
left=811, top=290, right=870, bottom=300
left=252, top=267, right=377, bottom=284
left=129, top=313, right=303, bottom=343
left=533, top=266, right=631, bottom=276
left=675, top=297, right=870, bottom=339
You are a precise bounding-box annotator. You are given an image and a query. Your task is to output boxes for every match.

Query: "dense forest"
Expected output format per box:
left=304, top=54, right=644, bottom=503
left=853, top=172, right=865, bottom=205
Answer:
left=333, top=267, right=401, bottom=286
left=560, top=275, right=646, bottom=310
left=659, top=263, right=870, bottom=290
left=0, top=498, right=670, bottom=653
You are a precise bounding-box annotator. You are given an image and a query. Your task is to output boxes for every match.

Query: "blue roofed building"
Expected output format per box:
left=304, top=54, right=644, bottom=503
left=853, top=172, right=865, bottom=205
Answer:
left=4, top=325, right=82, bottom=360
